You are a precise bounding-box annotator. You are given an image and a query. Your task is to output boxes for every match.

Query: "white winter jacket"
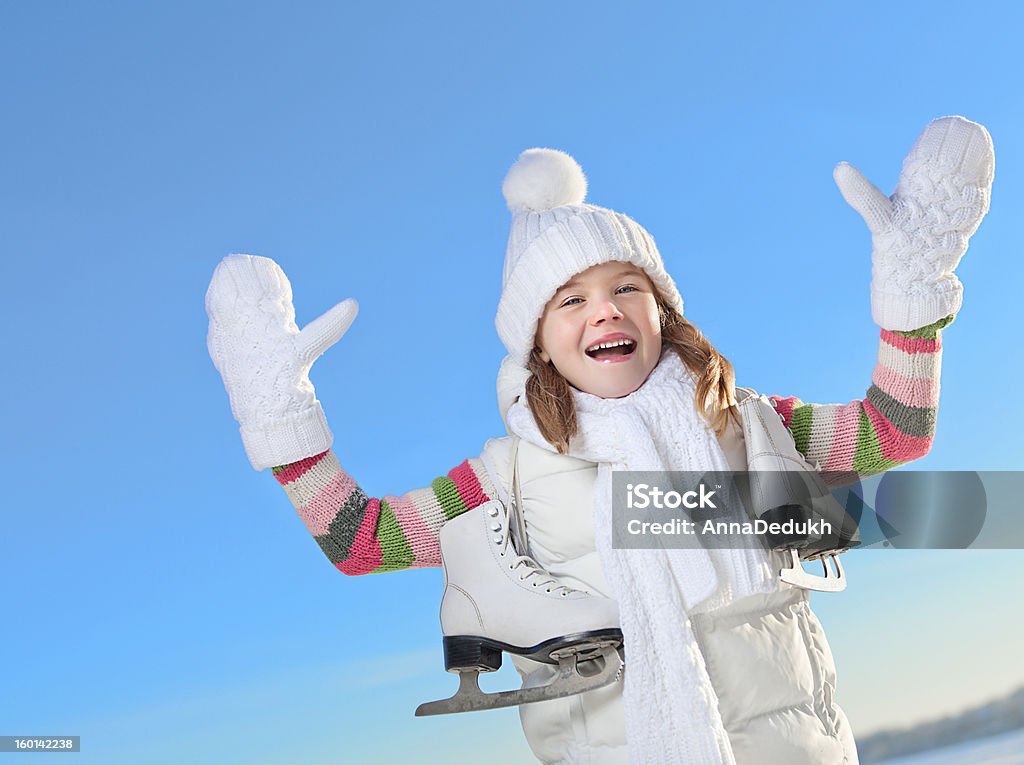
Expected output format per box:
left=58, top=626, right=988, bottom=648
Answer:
left=479, top=389, right=859, bottom=765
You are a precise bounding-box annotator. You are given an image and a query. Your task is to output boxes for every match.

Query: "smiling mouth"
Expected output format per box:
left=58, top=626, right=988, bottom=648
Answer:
left=585, top=339, right=637, bottom=360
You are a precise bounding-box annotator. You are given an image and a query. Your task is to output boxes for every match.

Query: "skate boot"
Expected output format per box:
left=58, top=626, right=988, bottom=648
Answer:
left=737, top=392, right=861, bottom=592
left=415, top=500, right=624, bottom=716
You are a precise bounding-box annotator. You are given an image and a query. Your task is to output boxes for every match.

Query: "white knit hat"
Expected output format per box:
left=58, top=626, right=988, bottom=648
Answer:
left=495, top=148, right=684, bottom=366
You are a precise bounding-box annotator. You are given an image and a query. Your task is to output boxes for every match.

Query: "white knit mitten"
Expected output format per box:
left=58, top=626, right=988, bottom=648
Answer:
left=834, top=116, right=994, bottom=330
left=206, top=254, right=357, bottom=470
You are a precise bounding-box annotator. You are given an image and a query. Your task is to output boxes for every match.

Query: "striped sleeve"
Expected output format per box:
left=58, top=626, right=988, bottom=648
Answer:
left=769, top=315, right=954, bottom=486
left=271, top=450, right=496, bottom=575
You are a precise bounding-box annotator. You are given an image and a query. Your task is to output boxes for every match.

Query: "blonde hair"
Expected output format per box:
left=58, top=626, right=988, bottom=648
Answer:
left=525, top=293, right=739, bottom=454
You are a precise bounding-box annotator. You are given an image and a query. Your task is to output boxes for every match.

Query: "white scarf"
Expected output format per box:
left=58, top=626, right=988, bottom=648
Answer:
left=505, top=351, right=776, bottom=765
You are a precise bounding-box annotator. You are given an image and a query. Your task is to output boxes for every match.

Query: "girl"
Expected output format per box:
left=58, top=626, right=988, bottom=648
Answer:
left=206, top=116, right=994, bottom=765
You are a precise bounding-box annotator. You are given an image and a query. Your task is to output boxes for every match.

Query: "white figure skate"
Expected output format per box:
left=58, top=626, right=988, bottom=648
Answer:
left=415, top=499, right=624, bottom=716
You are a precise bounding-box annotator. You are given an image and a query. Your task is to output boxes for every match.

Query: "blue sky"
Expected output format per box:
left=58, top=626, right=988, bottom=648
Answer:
left=2, top=2, right=1023, bottom=763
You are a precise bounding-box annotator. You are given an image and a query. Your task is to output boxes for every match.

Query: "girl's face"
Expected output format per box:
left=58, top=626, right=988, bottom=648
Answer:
left=535, top=261, right=662, bottom=399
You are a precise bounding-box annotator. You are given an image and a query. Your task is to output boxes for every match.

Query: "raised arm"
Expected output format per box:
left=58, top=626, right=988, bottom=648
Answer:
left=771, top=117, right=993, bottom=485
left=206, top=254, right=501, bottom=576
left=272, top=450, right=495, bottom=575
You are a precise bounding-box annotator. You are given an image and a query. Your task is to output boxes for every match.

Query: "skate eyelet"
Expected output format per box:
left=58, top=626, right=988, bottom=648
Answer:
left=487, top=507, right=498, bottom=517
left=493, top=536, right=502, bottom=544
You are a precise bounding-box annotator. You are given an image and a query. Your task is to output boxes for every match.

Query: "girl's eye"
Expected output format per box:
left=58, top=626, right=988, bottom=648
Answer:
left=616, top=285, right=638, bottom=294
left=560, top=297, right=584, bottom=308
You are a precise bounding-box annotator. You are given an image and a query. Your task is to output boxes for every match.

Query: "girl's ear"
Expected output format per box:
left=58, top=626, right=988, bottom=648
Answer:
left=536, top=346, right=551, bottom=364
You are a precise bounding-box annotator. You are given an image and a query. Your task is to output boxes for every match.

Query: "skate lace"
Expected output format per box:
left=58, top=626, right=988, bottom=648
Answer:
left=490, top=504, right=577, bottom=596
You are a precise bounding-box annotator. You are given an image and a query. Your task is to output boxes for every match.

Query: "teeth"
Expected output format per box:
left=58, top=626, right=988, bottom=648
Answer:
left=587, top=338, right=635, bottom=352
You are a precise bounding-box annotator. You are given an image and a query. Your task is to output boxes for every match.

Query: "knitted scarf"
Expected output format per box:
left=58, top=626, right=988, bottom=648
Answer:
left=505, top=350, right=776, bottom=765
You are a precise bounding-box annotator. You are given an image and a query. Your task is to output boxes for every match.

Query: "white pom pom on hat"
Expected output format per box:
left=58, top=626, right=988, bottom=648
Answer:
left=495, top=147, right=685, bottom=378
left=502, top=148, right=588, bottom=212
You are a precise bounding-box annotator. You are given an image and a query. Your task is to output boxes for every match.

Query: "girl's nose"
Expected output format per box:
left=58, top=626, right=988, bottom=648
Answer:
left=590, top=300, right=623, bottom=325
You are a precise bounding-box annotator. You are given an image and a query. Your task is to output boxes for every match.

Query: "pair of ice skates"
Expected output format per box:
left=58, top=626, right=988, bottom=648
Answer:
left=417, top=428, right=860, bottom=715
left=415, top=487, right=855, bottom=716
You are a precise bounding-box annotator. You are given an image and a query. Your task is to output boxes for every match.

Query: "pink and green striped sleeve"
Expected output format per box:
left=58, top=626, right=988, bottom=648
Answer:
left=271, top=450, right=496, bottom=575
left=769, top=315, right=954, bottom=486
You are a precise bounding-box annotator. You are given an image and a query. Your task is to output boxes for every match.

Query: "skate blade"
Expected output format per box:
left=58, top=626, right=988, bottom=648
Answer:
left=415, top=644, right=623, bottom=716
left=778, top=549, right=847, bottom=592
